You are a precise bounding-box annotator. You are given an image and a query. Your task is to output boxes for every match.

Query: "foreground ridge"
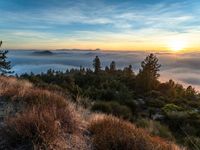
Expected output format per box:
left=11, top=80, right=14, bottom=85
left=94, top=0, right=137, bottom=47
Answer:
left=0, top=76, right=184, bottom=150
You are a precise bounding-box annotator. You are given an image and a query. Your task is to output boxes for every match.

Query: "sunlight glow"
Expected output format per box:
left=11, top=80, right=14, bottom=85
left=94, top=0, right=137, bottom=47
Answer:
left=168, top=40, right=186, bottom=52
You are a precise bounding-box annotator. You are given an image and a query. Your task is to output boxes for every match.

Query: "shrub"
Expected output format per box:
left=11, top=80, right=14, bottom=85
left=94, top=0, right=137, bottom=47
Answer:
left=163, top=110, right=200, bottom=138
left=4, top=107, right=62, bottom=149
left=184, top=136, right=200, bottom=150
left=22, top=89, right=67, bottom=108
left=89, top=115, right=180, bottom=150
left=136, top=119, right=174, bottom=141
left=0, top=76, right=84, bottom=149
left=146, top=98, right=165, bottom=108
left=91, top=101, right=132, bottom=119
left=0, top=76, right=32, bottom=100
left=162, top=104, right=183, bottom=113
left=0, top=76, right=67, bottom=109
left=2, top=104, right=80, bottom=149
left=91, top=101, right=112, bottom=114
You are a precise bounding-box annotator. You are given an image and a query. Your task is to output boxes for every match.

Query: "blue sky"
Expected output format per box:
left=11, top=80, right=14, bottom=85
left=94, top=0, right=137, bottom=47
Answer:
left=0, top=0, right=200, bottom=51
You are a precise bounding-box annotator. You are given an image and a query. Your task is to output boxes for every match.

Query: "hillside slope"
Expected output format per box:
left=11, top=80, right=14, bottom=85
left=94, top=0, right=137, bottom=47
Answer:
left=0, top=76, right=184, bottom=150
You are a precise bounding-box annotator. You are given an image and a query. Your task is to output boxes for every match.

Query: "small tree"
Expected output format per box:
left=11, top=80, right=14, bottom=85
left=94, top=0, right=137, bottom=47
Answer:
left=136, top=53, right=161, bottom=92
left=0, top=41, right=12, bottom=74
left=123, top=64, right=133, bottom=76
left=110, top=61, right=116, bottom=72
left=93, top=56, right=101, bottom=74
left=105, top=66, right=109, bottom=72
left=185, top=86, right=196, bottom=100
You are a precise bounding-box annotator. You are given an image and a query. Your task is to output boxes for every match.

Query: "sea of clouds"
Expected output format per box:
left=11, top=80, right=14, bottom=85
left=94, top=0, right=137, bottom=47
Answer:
left=8, top=50, right=200, bottom=91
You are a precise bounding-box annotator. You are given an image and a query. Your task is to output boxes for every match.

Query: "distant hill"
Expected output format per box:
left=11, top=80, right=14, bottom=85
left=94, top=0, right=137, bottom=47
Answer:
left=32, top=50, right=54, bottom=56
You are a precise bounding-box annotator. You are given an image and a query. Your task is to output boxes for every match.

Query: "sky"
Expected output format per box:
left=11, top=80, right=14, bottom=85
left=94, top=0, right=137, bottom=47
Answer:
left=0, top=0, right=200, bottom=51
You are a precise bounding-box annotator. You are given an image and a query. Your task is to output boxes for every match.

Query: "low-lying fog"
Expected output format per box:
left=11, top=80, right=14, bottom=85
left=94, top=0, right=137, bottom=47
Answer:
left=8, top=50, right=200, bottom=91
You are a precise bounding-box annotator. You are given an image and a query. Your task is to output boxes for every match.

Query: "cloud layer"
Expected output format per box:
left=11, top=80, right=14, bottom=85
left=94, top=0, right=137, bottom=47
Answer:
left=8, top=50, right=200, bottom=91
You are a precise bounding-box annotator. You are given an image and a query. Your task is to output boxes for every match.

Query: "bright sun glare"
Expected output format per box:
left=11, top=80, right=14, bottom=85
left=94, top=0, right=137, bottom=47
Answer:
left=168, top=40, right=186, bottom=52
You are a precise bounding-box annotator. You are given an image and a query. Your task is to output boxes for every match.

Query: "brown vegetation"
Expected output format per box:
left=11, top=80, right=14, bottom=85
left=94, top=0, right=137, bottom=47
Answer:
left=0, top=76, right=89, bottom=149
left=0, top=76, right=184, bottom=150
left=89, top=115, right=182, bottom=150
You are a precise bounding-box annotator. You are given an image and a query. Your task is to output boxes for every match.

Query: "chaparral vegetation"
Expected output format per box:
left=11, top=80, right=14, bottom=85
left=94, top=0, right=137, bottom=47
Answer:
left=0, top=41, right=199, bottom=149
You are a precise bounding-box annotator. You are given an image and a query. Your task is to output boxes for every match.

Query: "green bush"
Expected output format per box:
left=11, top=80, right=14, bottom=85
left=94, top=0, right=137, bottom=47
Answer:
left=123, top=100, right=137, bottom=115
left=136, top=119, right=174, bottom=141
left=184, top=136, right=200, bottom=150
left=163, top=110, right=200, bottom=137
left=91, top=101, right=133, bottom=120
left=162, top=104, right=183, bottom=113
left=91, top=101, right=112, bottom=114
left=146, top=98, right=165, bottom=108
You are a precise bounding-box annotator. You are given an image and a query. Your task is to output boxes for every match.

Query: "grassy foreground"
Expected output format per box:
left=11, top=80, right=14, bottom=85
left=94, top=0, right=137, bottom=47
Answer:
left=0, top=76, right=184, bottom=150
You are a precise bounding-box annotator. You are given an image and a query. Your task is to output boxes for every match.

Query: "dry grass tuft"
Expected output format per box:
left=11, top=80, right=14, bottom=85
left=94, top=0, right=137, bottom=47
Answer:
left=0, top=76, right=91, bottom=150
left=4, top=107, right=63, bottom=149
left=0, top=76, right=67, bottom=108
left=0, top=76, right=184, bottom=150
left=89, top=115, right=183, bottom=150
left=0, top=76, right=32, bottom=100
left=3, top=104, right=80, bottom=149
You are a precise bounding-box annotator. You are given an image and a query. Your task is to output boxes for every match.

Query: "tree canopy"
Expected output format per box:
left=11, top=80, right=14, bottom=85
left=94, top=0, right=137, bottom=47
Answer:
left=136, top=53, right=161, bottom=92
left=93, top=56, right=101, bottom=74
left=18, top=54, right=200, bottom=150
left=0, top=41, right=12, bottom=74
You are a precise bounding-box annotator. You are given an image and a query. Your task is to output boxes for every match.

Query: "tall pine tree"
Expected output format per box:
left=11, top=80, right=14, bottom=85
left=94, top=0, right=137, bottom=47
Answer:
left=110, top=61, right=116, bottom=73
left=93, top=56, right=101, bottom=74
left=0, top=41, right=12, bottom=74
left=136, top=53, right=161, bottom=92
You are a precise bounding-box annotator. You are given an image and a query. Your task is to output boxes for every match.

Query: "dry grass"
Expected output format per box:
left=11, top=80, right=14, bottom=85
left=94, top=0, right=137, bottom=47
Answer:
left=0, top=76, right=184, bottom=150
left=0, top=76, right=67, bottom=108
left=4, top=107, right=64, bottom=149
left=0, top=76, right=90, bottom=150
left=0, top=76, right=32, bottom=100
left=2, top=98, right=81, bottom=149
left=89, top=115, right=183, bottom=150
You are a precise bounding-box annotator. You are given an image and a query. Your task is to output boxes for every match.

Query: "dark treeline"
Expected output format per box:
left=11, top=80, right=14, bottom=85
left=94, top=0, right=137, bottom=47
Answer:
left=19, top=54, right=200, bottom=149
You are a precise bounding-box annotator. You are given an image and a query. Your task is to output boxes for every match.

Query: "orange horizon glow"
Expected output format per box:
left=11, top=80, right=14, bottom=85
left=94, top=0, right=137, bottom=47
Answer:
left=1, top=0, right=200, bottom=53
left=3, top=31, right=200, bottom=52
left=4, top=41, right=200, bottom=53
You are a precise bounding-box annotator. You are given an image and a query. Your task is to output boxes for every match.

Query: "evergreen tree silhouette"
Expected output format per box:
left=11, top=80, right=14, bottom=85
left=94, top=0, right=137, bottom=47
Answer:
left=93, top=56, right=101, bottom=74
left=136, top=53, right=161, bottom=92
left=110, top=61, right=116, bottom=72
left=0, top=41, right=12, bottom=74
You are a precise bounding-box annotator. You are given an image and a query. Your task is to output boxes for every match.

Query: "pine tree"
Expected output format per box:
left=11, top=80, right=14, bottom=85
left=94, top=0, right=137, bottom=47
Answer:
left=105, top=66, right=109, bottom=72
left=136, top=53, right=161, bottom=92
left=110, top=61, right=116, bottom=72
left=93, top=56, right=101, bottom=74
left=185, top=86, right=196, bottom=100
left=123, top=64, right=133, bottom=76
left=0, top=41, right=12, bottom=74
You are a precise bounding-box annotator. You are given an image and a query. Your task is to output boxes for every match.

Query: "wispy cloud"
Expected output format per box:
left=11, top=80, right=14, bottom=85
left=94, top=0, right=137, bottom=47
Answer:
left=0, top=0, right=200, bottom=50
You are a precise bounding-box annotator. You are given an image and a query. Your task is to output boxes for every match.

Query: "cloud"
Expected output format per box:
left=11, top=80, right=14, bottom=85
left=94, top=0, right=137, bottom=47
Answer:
left=1, top=0, right=199, bottom=30
left=8, top=50, right=200, bottom=91
left=0, top=0, right=200, bottom=50
left=181, top=77, right=200, bottom=86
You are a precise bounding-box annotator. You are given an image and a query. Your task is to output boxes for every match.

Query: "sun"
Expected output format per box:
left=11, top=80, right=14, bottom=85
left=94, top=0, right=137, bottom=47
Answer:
left=168, top=40, right=186, bottom=52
